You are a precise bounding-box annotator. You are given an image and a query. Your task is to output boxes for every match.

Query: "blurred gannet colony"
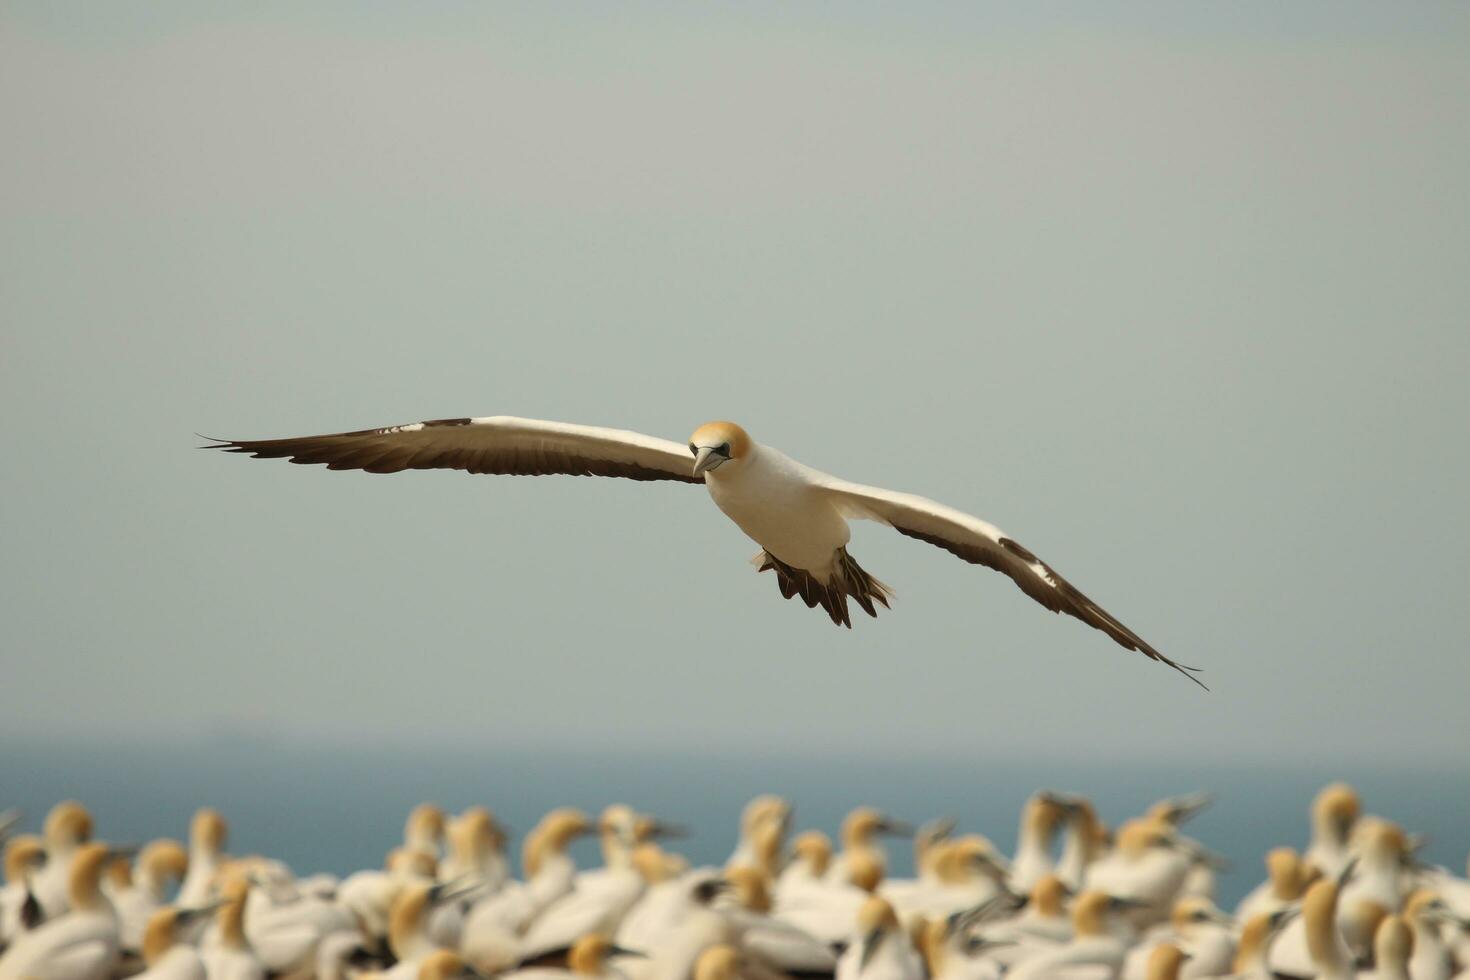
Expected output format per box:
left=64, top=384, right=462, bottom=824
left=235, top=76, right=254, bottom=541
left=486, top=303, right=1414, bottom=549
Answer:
left=1, top=784, right=1467, bottom=980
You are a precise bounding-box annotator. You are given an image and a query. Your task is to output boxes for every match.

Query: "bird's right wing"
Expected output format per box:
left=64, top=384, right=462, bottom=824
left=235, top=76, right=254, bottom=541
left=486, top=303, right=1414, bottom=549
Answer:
left=817, top=478, right=1204, bottom=687
left=203, top=416, right=703, bottom=483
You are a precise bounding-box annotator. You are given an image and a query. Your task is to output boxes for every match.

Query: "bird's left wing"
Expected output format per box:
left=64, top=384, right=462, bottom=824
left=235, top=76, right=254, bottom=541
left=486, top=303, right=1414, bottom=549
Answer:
left=817, top=478, right=1204, bottom=687
left=203, top=416, right=703, bottom=483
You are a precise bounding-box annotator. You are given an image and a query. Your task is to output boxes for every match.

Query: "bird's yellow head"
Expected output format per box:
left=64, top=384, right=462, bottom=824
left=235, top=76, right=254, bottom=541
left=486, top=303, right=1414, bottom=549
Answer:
left=45, top=801, right=94, bottom=847
left=688, top=421, right=752, bottom=477
left=191, top=808, right=228, bottom=853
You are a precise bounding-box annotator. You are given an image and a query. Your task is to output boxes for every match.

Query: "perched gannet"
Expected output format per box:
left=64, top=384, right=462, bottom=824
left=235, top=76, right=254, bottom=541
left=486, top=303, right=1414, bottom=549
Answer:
left=1086, top=822, right=1192, bottom=927
left=242, top=864, right=360, bottom=975
left=115, top=839, right=189, bottom=955
left=519, top=837, right=664, bottom=961
left=1012, top=795, right=1070, bottom=894
left=379, top=880, right=483, bottom=980
left=442, top=807, right=512, bottom=893
left=775, top=832, right=832, bottom=904
left=177, top=808, right=227, bottom=907
left=719, top=864, right=836, bottom=977
left=1339, top=821, right=1413, bottom=947
left=1058, top=800, right=1105, bottom=892
left=32, top=801, right=93, bottom=920
left=830, top=808, right=913, bottom=886
left=406, top=804, right=449, bottom=860
left=199, top=876, right=264, bottom=980
left=1305, top=785, right=1362, bottom=881
left=0, top=835, right=45, bottom=946
left=461, top=809, right=594, bottom=973
left=1360, top=914, right=1414, bottom=980
left=882, top=819, right=961, bottom=913
left=0, top=841, right=127, bottom=980
left=1401, top=891, right=1457, bottom=980
left=1219, top=908, right=1296, bottom=980
left=1275, top=872, right=1356, bottom=980
left=615, top=844, right=698, bottom=952
left=916, top=909, right=1011, bottom=980
left=835, top=896, right=922, bottom=980
left=1235, top=847, right=1305, bottom=922
left=1122, top=898, right=1233, bottom=980
left=980, top=873, right=1072, bottom=962
left=634, top=877, right=740, bottom=980
left=339, top=847, right=439, bottom=950
left=726, top=798, right=791, bottom=874
left=132, top=905, right=219, bottom=980
left=776, top=848, right=883, bottom=947
left=886, top=835, right=1011, bottom=921
left=1005, top=891, right=1147, bottom=980
left=209, top=417, right=1202, bottom=684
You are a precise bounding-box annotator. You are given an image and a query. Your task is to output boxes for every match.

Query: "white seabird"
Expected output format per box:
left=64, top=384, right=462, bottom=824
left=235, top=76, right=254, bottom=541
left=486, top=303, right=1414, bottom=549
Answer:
left=207, top=416, right=1201, bottom=684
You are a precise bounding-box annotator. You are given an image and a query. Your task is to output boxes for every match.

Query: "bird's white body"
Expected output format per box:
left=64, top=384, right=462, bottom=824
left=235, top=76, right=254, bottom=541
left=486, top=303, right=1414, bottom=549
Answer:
left=132, top=946, right=206, bottom=980
left=200, top=946, right=265, bottom=980
left=703, top=445, right=850, bottom=574
left=0, top=905, right=120, bottom=980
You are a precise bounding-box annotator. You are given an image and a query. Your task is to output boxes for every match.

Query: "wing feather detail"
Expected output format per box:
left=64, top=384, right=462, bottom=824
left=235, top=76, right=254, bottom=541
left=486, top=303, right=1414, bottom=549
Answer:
left=820, top=480, right=1204, bottom=687
left=204, top=416, right=703, bottom=484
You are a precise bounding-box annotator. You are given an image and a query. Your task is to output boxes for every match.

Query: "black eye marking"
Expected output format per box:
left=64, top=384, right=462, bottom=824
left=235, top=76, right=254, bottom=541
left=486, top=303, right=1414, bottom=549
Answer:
left=689, top=443, right=698, bottom=455
left=716, top=442, right=731, bottom=458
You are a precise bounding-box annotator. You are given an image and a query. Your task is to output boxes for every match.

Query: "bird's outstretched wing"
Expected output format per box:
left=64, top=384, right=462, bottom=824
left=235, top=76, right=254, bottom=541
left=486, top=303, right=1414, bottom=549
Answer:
left=203, top=416, right=703, bottom=483
left=818, top=479, right=1204, bottom=688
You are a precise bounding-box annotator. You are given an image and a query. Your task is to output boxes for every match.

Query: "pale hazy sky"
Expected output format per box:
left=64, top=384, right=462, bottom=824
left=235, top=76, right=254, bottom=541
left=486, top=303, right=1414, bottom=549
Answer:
left=2, top=2, right=1467, bottom=766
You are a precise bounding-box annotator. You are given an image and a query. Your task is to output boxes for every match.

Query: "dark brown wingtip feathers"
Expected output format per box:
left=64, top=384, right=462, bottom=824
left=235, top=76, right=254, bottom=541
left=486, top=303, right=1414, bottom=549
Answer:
left=757, top=549, right=892, bottom=629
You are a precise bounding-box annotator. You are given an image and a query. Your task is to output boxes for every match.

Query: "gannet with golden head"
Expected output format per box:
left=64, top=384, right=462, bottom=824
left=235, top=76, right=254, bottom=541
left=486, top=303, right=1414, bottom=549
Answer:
left=1229, top=907, right=1297, bottom=980
left=199, top=875, right=264, bottom=980
left=1005, top=890, right=1148, bottom=980
left=1235, top=847, right=1305, bottom=922
left=132, top=904, right=220, bottom=980
left=0, top=841, right=129, bottom=980
left=115, top=840, right=189, bottom=956
left=1304, top=784, right=1361, bottom=881
left=776, top=831, right=833, bottom=904
left=208, top=417, right=1200, bottom=685
left=830, top=808, right=914, bottom=888
left=835, top=896, right=921, bottom=980
left=32, top=801, right=94, bottom=919
left=1271, top=870, right=1355, bottom=980
left=442, top=807, right=512, bottom=893
left=1085, top=821, right=1192, bottom=929
left=177, top=808, right=228, bottom=908
left=461, top=809, right=595, bottom=974
left=1400, top=891, right=1459, bottom=980
left=1013, top=795, right=1070, bottom=894
left=338, top=847, right=439, bottom=951
left=727, top=797, right=792, bottom=875
left=0, top=835, right=45, bottom=946
left=1121, top=898, right=1233, bottom=980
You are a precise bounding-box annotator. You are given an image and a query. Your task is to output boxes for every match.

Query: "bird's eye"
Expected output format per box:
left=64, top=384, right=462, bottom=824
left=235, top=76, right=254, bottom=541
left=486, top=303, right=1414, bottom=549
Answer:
left=689, top=443, right=698, bottom=456
left=716, top=442, right=731, bottom=457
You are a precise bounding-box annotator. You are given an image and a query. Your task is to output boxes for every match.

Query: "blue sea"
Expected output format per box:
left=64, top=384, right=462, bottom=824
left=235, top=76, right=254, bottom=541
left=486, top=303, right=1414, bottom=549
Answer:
left=4, top=738, right=1466, bottom=907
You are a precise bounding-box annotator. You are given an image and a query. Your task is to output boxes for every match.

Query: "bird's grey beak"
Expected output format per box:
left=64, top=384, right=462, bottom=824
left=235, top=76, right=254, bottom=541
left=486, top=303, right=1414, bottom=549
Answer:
left=877, top=819, right=914, bottom=838
left=645, top=820, right=689, bottom=841
left=859, top=928, right=884, bottom=970
left=178, top=899, right=227, bottom=924
left=691, top=446, right=723, bottom=477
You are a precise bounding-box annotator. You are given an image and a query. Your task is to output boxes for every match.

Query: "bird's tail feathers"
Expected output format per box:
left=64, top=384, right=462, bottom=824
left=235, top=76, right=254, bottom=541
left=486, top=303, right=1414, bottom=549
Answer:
left=755, top=548, right=892, bottom=629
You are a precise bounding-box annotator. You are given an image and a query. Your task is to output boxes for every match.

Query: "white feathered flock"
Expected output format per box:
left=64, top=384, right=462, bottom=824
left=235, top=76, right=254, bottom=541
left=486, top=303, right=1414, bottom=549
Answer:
left=2, top=784, right=1467, bottom=980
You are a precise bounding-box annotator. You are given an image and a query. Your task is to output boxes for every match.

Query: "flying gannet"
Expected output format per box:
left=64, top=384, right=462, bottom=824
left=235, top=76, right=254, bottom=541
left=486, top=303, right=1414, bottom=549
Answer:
left=206, top=416, right=1201, bottom=685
